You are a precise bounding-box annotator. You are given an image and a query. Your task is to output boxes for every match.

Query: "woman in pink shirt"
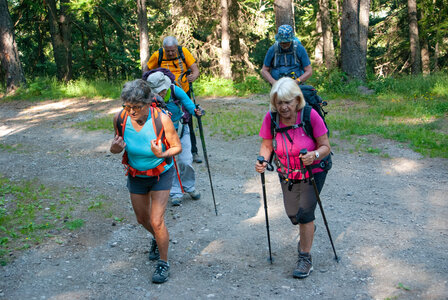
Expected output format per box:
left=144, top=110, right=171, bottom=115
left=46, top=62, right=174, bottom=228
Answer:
left=255, top=77, right=331, bottom=279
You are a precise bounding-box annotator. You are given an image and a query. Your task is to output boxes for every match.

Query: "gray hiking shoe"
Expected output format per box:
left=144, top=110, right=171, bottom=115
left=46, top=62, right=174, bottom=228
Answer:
left=293, top=252, right=313, bottom=279
left=148, top=238, right=160, bottom=261
left=171, top=196, right=183, bottom=206
left=188, top=190, right=201, bottom=200
left=152, top=260, right=170, bottom=284
left=193, top=153, right=202, bottom=163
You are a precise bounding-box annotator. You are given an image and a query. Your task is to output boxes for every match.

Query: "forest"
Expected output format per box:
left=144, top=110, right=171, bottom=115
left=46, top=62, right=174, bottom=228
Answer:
left=1, top=0, right=447, bottom=95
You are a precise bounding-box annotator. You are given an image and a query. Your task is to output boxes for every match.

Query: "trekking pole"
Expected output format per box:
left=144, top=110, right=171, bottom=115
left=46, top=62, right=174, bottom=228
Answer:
left=189, top=79, right=218, bottom=216
left=257, top=156, right=275, bottom=264
left=299, top=149, right=339, bottom=262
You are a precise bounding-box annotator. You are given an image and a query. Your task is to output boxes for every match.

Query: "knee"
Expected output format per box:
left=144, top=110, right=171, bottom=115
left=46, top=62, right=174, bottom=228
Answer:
left=295, top=208, right=315, bottom=224
left=150, top=217, right=165, bottom=232
left=135, top=214, right=149, bottom=226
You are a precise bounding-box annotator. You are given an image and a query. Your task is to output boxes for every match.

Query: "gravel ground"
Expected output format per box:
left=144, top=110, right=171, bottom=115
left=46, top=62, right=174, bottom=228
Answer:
left=0, top=97, right=447, bottom=300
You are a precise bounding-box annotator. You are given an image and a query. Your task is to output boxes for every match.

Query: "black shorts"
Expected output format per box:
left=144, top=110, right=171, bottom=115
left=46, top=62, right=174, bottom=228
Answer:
left=127, top=167, right=174, bottom=194
left=280, top=171, right=327, bottom=225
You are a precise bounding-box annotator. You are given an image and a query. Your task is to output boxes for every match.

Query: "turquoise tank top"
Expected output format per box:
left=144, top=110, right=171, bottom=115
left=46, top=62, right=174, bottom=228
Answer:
left=123, top=113, right=173, bottom=176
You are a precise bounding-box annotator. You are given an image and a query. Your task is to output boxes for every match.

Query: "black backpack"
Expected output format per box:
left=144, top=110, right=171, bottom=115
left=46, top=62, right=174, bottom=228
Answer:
left=270, top=85, right=332, bottom=171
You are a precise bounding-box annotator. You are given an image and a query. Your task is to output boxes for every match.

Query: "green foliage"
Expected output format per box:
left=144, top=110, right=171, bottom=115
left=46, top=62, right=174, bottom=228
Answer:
left=202, top=109, right=264, bottom=140
left=3, top=78, right=123, bottom=101
left=64, top=219, right=85, bottom=230
left=195, top=75, right=270, bottom=97
left=74, top=114, right=114, bottom=132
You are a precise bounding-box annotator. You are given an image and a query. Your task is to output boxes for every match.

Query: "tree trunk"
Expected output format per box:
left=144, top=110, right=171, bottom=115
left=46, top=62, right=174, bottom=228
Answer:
left=0, top=0, right=26, bottom=93
left=407, top=0, right=421, bottom=74
left=137, top=0, right=149, bottom=73
left=341, top=0, right=371, bottom=80
left=314, top=10, right=324, bottom=65
left=220, top=0, right=232, bottom=79
left=274, top=0, right=294, bottom=29
left=421, top=37, right=430, bottom=75
left=46, top=0, right=72, bottom=82
left=320, top=0, right=336, bottom=69
left=97, top=12, right=110, bottom=81
left=434, top=41, right=439, bottom=72
left=335, top=0, right=342, bottom=50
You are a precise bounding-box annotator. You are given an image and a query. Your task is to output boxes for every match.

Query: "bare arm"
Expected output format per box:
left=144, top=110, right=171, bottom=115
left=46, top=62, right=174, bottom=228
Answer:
left=255, top=138, right=274, bottom=173
left=261, top=64, right=276, bottom=85
left=298, top=65, right=312, bottom=83
left=299, top=133, right=330, bottom=166
left=187, top=62, right=200, bottom=82
left=110, top=112, right=126, bottom=154
left=150, top=113, right=182, bottom=158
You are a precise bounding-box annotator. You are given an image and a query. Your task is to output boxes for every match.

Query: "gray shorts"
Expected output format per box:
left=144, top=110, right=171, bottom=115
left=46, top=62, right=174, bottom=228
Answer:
left=127, top=167, right=174, bottom=195
left=280, top=171, right=327, bottom=225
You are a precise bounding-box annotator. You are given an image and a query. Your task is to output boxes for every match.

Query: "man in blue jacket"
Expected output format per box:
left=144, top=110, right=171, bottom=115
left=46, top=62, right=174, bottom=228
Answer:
left=261, top=24, right=313, bottom=85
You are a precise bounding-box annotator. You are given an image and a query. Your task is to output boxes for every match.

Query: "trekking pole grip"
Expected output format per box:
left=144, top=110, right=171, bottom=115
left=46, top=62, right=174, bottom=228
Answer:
left=257, top=156, right=274, bottom=172
left=299, top=149, right=313, bottom=177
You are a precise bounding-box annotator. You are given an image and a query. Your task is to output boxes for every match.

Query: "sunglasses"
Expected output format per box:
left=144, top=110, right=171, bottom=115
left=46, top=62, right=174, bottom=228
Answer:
left=122, top=104, right=145, bottom=112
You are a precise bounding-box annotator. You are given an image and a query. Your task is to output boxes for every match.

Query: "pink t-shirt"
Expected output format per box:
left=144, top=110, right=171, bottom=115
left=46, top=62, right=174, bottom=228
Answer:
left=259, top=109, right=328, bottom=180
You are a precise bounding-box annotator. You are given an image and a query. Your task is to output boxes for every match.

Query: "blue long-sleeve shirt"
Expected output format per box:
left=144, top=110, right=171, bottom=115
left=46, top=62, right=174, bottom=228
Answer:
left=165, top=85, right=196, bottom=129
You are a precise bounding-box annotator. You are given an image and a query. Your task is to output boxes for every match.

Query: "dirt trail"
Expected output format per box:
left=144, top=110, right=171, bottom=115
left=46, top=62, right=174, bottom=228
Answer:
left=0, top=97, right=447, bottom=300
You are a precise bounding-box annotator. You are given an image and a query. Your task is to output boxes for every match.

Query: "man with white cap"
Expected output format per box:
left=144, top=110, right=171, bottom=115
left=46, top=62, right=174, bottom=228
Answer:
left=261, top=24, right=312, bottom=85
left=146, top=70, right=202, bottom=206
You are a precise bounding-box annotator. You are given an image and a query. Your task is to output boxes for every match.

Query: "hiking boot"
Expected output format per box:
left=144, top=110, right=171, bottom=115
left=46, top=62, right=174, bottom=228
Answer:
left=171, top=196, right=183, bottom=206
left=293, top=252, right=313, bottom=279
left=152, top=260, right=170, bottom=284
left=188, top=190, right=201, bottom=200
left=148, top=238, right=160, bottom=261
left=193, top=153, right=202, bottom=163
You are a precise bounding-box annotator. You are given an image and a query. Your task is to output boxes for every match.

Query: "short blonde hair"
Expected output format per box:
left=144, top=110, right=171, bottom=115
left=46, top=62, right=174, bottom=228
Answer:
left=269, top=77, right=305, bottom=112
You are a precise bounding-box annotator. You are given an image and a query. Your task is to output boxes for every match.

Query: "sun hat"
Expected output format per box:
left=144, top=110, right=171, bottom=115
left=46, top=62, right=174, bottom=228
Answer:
left=275, top=24, right=295, bottom=43
left=146, top=72, right=171, bottom=94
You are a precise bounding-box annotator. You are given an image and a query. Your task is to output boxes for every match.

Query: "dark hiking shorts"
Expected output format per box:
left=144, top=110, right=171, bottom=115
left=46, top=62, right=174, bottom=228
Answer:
left=127, top=167, right=174, bottom=194
left=280, top=171, right=327, bottom=225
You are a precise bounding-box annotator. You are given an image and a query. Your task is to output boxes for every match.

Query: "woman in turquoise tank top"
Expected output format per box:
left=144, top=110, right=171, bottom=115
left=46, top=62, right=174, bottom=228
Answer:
left=110, top=79, right=181, bottom=284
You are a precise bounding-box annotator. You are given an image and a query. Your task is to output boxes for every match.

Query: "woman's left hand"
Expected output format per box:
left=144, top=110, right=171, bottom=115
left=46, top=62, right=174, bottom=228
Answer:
left=299, top=151, right=315, bottom=166
left=150, top=139, right=164, bottom=158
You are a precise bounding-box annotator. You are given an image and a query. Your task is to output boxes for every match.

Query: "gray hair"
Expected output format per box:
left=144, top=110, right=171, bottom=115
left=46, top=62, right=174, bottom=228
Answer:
left=163, top=36, right=179, bottom=47
left=120, top=79, right=154, bottom=104
left=270, top=77, right=305, bottom=112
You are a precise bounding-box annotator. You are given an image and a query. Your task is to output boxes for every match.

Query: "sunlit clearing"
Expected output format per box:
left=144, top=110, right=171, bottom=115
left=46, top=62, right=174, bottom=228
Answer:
left=106, top=260, right=132, bottom=272
left=386, top=158, right=421, bottom=174
left=0, top=124, right=28, bottom=137
left=201, top=239, right=225, bottom=255
left=50, top=290, right=90, bottom=299
left=242, top=175, right=284, bottom=225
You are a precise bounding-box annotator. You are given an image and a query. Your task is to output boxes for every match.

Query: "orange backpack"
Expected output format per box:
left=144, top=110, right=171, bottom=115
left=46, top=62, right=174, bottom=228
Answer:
left=116, top=104, right=172, bottom=177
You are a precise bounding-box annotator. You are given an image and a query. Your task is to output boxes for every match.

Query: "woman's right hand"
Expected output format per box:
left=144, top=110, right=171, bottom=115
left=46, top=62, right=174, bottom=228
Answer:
left=255, top=160, right=267, bottom=173
left=110, top=135, right=126, bottom=154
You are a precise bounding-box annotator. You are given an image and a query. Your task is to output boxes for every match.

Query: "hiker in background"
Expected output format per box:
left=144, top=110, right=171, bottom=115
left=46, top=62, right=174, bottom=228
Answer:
left=145, top=70, right=203, bottom=207
left=110, top=79, right=181, bottom=284
left=255, top=77, right=330, bottom=279
left=261, top=24, right=312, bottom=86
left=147, top=36, right=202, bottom=164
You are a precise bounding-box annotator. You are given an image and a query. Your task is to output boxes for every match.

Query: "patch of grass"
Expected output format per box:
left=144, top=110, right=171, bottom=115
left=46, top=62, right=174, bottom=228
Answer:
left=326, top=95, right=448, bottom=158
left=202, top=108, right=264, bottom=140
left=0, top=175, right=108, bottom=265
left=3, top=77, right=123, bottom=102
left=195, top=75, right=270, bottom=97
left=73, top=114, right=114, bottom=132
left=397, top=282, right=411, bottom=291
left=0, top=143, right=25, bottom=153
left=64, top=219, right=84, bottom=230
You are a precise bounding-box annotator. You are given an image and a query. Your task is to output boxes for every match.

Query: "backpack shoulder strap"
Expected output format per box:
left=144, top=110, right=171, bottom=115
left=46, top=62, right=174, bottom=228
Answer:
left=116, top=109, right=128, bottom=137
left=301, top=104, right=314, bottom=140
left=157, top=48, right=164, bottom=67
left=178, top=46, right=186, bottom=65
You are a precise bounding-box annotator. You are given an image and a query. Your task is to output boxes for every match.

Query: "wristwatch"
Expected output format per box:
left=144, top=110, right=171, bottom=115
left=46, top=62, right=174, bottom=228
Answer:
left=315, top=151, right=320, bottom=159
